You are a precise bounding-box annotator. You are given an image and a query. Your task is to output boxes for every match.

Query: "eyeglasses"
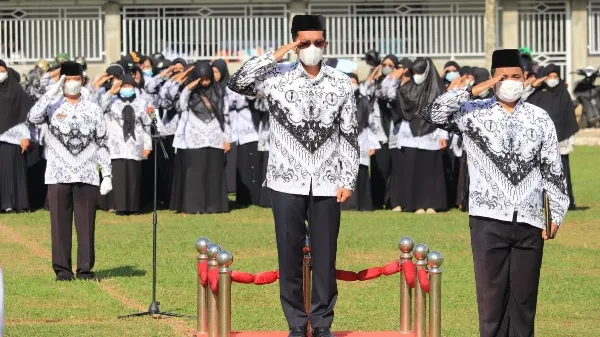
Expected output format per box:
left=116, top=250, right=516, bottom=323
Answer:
left=297, top=40, right=327, bottom=49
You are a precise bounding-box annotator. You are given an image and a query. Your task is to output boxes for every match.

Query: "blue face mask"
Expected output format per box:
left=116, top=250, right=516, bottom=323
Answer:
left=119, top=88, right=135, bottom=98
left=445, top=71, right=459, bottom=82
left=142, top=69, right=153, bottom=77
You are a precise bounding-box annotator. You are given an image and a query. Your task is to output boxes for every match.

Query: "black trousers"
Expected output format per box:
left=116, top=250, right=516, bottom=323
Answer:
left=470, top=215, right=544, bottom=337
left=270, top=189, right=341, bottom=329
left=48, top=183, right=99, bottom=278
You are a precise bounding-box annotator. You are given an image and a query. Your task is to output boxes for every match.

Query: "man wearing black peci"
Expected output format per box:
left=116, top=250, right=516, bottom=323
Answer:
left=422, top=49, right=569, bottom=337
left=228, top=15, right=359, bottom=337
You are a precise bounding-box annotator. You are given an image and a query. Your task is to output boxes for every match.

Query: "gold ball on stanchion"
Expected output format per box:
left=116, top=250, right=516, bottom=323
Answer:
left=216, top=251, right=234, bottom=268
left=398, top=236, right=415, bottom=253
left=413, top=244, right=430, bottom=260
left=207, top=244, right=222, bottom=260
left=427, top=251, right=444, bottom=271
left=196, top=237, right=211, bottom=254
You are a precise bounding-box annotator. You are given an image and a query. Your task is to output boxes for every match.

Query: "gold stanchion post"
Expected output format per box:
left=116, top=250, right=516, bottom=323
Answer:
left=427, top=251, right=444, bottom=337
left=413, top=244, right=429, bottom=337
left=398, top=236, right=414, bottom=334
left=206, top=244, right=221, bottom=337
left=217, top=250, right=233, bottom=337
left=196, top=237, right=211, bottom=336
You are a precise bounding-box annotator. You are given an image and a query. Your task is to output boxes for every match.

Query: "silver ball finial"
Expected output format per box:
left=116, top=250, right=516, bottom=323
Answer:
left=206, top=244, right=221, bottom=259
left=216, top=250, right=234, bottom=267
left=427, top=251, right=444, bottom=269
left=398, top=237, right=415, bottom=253
left=195, top=237, right=211, bottom=253
left=413, top=243, right=430, bottom=260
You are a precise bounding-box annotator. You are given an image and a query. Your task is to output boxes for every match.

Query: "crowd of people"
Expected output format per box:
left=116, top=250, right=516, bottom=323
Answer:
left=0, top=46, right=578, bottom=216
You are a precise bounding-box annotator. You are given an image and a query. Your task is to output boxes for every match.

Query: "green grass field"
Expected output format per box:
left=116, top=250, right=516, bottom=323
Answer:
left=1, top=146, right=599, bottom=337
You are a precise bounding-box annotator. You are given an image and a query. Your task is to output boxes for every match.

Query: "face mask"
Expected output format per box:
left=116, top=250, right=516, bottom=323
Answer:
left=63, top=80, right=82, bottom=96
left=545, top=78, right=560, bottom=88
left=445, top=71, right=459, bottom=82
left=143, top=69, right=153, bottom=77
left=0, top=72, right=7, bottom=83
left=413, top=74, right=426, bottom=85
left=478, top=89, right=490, bottom=98
left=119, top=88, right=135, bottom=98
left=298, top=45, right=324, bottom=67
left=351, top=83, right=359, bottom=92
left=381, top=66, right=394, bottom=76
left=495, top=80, right=524, bottom=102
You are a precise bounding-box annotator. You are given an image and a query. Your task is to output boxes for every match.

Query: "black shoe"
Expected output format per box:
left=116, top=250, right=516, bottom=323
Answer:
left=312, top=327, right=334, bottom=337
left=288, top=326, right=308, bottom=337
left=56, top=275, right=74, bottom=282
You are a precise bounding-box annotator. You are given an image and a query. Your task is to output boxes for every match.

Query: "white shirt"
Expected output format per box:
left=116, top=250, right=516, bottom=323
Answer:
left=0, top=123, right=30, bottom=145
left=423, top=88, right=569, bottom=228
left=358, top=128, right=380, bottom=166
left=395, top=121, right=449, bottom=151
left=229, top=88, right=259, bottom=145
left=228, top=53, right=359, bottom=196
left=28, top=93, right=112, bottom=185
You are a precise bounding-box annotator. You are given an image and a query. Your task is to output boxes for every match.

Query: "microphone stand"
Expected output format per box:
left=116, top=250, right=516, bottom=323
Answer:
left=119, top=114, right=191, bottom=319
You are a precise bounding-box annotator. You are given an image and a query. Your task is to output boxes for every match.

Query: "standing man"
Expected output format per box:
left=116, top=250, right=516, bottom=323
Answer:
left=422, top=49, right=569, bottom=337
left=28, top=61, right=113, bottom=281
left=228, top=15, right=359, bottom=337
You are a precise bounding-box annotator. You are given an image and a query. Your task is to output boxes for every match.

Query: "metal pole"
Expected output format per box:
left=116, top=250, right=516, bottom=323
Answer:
left=428, top=251, right=444, bottom=337
left=302, top=236, right=312, bottom=332
left=217, top=251, right=233, bottom=337
left=206, top=244, right=221, bottom=337
left=196, top=238, right=211, bottom=335
left=413, top=244, right=429, bottom=337
left=398, top=237, right=414, bottom=334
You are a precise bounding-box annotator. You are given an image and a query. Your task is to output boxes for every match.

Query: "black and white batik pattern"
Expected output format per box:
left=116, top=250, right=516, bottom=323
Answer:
left=358, top=128, right=380, bottom=166
left=395, top=121, right=448, bottom=150
left=228, top=52, right=359, bottom=196
left=228, top=88, right=258, bottom=145
left=0, top=123, right=30, bottom=145
left=172, top=87, right=231, bottom=150
left=101, top=92, right=153, bottom=160
left=27, top=93, right=112, bottom=186
left=422, top=88, right=569, bottom=227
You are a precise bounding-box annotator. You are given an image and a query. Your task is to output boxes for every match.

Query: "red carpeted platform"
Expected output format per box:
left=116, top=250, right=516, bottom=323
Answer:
left=198, top=332, right=414, bottom=337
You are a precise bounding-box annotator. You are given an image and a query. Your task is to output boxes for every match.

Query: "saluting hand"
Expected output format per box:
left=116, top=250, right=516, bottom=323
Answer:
left=532, top=76, right=547, bottom=88
left=109, top=79, right=122, bottom=95
left=274, top=41, right=301, bottom=62
left=186, top=78, right=201, bottom=90
left=50, top=67, right=61, bottom=82
left=471, top=76, right=501, bottom=97
left=160, top=66, right=175, bottom=79
left=47, top=75, right=66, bottom=97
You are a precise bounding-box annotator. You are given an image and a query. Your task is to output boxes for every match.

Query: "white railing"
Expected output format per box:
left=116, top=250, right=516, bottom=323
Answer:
left=518, top=1, right=571, bottom=78
left=307, top=1, right=485, bottom=59
left=121, top=5, right=288, bottom=61
left=590, top=1, right=600, bottom=54
left=0, top=7, right=104, bottom=64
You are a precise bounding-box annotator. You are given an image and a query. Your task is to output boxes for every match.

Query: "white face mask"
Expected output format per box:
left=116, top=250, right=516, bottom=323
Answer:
left=381, top=66, right=393, bottom=76
left=0, top=72, right=7, bottom=83
left=413, top=74, right=426, bottom=85
left=478, top=89, right=490, bottom=98
left=495, top=80, right=524, bottom=103
left=351, top=83, right=359, bottom=92
left=298, top=45, right=324, bottom=67
left=64, top=80, right=82, bottom=96
left=545, top=78, right=560, bottom=88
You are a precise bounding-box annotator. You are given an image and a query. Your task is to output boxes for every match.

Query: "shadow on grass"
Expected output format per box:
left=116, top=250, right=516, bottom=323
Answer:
left=570, top=205, right=590, bottom=211
left=95, top=265, right=147, bottom=280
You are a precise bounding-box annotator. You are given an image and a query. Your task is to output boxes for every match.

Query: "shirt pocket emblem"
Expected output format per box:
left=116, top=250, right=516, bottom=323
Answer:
left=325, top=92, right=338, bottom=106
left=55, top=113, right=67, bottom=120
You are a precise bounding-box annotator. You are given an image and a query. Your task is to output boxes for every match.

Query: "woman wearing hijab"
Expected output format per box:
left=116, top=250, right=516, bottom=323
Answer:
left=98, top=74, right=153, bottom=214
left=253, top=96, right=271, bottom=208
left=441, top=61, right=461, bottom=88
left=390, top=58, right=448, bottom=214
left=0, top=60, right=33, bottom=212
left=527, top=64, right=579, bottom=209
left=342, top=73, right=380, bottom=211
left=170, top=61, right=231, bottom=214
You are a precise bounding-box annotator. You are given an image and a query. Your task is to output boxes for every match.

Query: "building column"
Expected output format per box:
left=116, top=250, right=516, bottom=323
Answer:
left=104, top=2, right=121, bottom=65
left=500, top=0, right=519, bottom=49
left=287, top=0, right=306, bottom=61
left=570, top=0, right=588, bottom=87
left=484, top=0, right=498, bottom=68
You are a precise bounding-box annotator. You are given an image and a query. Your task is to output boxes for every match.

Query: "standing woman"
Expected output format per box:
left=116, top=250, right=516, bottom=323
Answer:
left=170, top=61, right=231, bottom=214
left=0, top=60, right=33, bottom=212
left=98, top=75, right=153, bottom=214
left=390, top=58, right=448, bottom=214
left=254, top=96, right=271, bottom=208
left=527, top=64, right=579, bottom=209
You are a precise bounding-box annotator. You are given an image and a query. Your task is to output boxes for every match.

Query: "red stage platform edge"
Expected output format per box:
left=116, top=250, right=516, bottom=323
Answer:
left=197, top=332, right=415, bottom=337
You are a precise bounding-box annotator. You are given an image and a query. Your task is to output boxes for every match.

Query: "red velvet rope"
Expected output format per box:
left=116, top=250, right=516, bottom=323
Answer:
left=231, top=271, right=254, bottom=284
left=208, top=268, right=219, bottom=294
left=357, top=267, right=383, bottom=281
left=253, top=271, right=278, bottom=285
left=198, top=260, right=208, bottom=286
left=336, top=270, right=358, bottom=281
left=382, top=260, right=401, bottom=276
left=417, top=269, right=430, bottom=294
left=402, top=261, right=416, bottom=288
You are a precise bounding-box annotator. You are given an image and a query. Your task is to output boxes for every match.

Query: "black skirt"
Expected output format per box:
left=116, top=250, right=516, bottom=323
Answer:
left=561, top=155, right=575, bottom=209
left=370, top=143, right=391, bottom=209
left=342, top=165, right=373, bottom=211
left=394, top=147, right=447, bottom=212
left=388, top=148, right=403, bottom=209
left=98, top=159, right=142, bottom=213
left=258, top=151, right=271, bottom=208
left=225, top=143, right=237, bottom=193
left=26, top=144, right=48, bottom=210
left=236, top=141, right=262, bottom=206
left=141, top=134, right=175, bottom=209
left=0, top=142, right=29, bottom=211
left=169, top=148, right=229, bottom=214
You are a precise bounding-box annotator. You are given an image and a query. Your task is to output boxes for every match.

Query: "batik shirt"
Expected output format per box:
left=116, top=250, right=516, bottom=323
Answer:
left=422, top=88, right=569, bottom=228
left=0, top=123, right=30, bottom=145
left=395, top=121, right=449, bottom=151
left=228, top=53, right=359, bottom=196
left=100, top=91, right=153, bottom=160
left=28, top=93, right=111, bottom=186
left=157, top=79, right=183, bottom=136
left=228, top=88, right=259, bottom=145
left=358, top=128, right=381, bottom=166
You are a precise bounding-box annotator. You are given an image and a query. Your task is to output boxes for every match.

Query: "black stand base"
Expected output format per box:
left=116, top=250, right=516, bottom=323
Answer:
left=118, top=301, right=193, bottom=319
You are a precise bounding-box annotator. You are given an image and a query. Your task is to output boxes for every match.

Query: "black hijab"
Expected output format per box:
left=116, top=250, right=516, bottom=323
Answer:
left=394, top=58, right=444, bottom=137
left=527, top=64, right=579, bottom=142
left=347, top=73, right=370, bottom=133
left=189, top=61, right=226, bottom=130
left=0, top=60, right=33, bottom=135
left=118, top=74, right=138, bottom=141
left=211, top=59, right=230, bottom=86
left=103, top=63, right=125, bottom=91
